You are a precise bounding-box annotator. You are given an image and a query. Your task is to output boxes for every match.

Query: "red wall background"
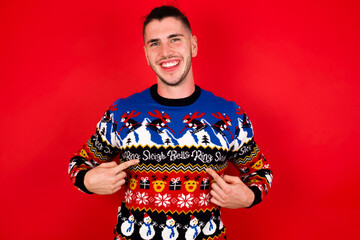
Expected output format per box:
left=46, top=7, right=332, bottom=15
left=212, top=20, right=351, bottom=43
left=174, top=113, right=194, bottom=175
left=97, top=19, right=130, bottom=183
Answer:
left=1, top=0, right=359, bottom=239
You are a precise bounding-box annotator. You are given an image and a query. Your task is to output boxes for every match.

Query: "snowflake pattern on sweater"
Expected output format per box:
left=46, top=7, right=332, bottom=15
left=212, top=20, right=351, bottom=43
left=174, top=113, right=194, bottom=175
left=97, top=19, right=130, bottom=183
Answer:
left=69, top=85, right=273, bottom=240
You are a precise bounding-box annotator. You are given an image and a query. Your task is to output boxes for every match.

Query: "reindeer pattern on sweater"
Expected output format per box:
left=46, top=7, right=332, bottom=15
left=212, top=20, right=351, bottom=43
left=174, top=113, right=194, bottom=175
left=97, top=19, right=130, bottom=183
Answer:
left=69, top=85, right=272, bottom=240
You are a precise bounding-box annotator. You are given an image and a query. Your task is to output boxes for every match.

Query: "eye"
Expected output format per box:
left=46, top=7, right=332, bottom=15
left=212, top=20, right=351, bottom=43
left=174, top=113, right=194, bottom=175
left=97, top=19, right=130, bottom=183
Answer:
left=171, top=38, right=180, bottom=43
left=150, top=42, right=159, bottom=47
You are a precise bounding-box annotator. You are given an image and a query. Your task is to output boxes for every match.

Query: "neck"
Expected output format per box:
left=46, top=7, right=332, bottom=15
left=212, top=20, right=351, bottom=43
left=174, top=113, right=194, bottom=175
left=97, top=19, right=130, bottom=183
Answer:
left=150, top=84, right=201, bottom=107
left=157, top=70, right=195, bottom=99
left=157, top=84, right=195, bottom=99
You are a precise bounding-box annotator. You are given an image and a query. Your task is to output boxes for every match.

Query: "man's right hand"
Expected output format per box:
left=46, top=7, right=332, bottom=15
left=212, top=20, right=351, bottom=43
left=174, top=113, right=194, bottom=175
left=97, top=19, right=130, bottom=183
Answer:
left=84, top=159, right=139, bottom=195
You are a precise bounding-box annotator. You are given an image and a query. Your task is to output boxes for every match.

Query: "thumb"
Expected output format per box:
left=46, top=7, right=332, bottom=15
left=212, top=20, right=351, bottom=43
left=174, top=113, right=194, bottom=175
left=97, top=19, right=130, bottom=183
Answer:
left=223, top=175, right=242, bottom=184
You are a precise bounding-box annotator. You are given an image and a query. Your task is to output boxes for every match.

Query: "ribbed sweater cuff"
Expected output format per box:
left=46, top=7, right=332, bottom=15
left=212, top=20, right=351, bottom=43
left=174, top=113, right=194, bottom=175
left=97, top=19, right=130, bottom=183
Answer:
left=247, top=186, right=262, bottom=208
left=74, top=170, right=93, bottom=194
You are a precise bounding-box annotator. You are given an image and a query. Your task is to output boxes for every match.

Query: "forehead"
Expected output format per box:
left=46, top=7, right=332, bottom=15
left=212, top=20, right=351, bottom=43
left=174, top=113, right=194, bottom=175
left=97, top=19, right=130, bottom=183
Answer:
left=144, top=17, right=191, bottom=41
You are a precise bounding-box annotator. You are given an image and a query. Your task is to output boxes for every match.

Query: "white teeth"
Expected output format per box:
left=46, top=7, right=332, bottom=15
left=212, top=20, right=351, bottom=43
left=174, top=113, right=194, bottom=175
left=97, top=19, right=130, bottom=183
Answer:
left=162, top=61, right=179, bottom=68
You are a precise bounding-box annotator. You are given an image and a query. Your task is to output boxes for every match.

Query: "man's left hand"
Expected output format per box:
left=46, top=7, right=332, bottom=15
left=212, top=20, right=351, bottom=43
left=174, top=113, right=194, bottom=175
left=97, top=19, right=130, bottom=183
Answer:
left=206, top=168, right=255, bottom=209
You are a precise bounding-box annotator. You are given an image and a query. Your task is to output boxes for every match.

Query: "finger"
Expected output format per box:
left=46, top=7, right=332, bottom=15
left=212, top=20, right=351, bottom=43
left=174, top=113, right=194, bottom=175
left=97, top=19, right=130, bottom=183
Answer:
left=209, top=189, right=225, bottom=205
left=111, top=183, right=123, bottom=194
left=206, top=168, right=227, bottom=189
left=211, top=183, right=227, bottom=199
left=111, top=178, right=126, bottom=192
left=210, top=197, right=224, bottom=207
left=223, top=175, right=241, bottom=184
left=114, top=171, right=127, bottom=182
left=99, top=161, right=118, bottom=168
left=118, top=178, right=126, bottom=186
left=115, top=159, right=139, bottom=173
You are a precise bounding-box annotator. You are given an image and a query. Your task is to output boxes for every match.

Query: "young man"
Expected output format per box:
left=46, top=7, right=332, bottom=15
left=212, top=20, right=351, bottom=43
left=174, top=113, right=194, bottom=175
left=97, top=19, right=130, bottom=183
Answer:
left=69, top=6, right=272, bottom=240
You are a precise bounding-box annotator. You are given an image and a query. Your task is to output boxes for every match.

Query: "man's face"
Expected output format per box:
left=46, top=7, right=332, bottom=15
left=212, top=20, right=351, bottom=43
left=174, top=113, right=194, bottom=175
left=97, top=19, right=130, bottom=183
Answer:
left=143, top=17, right=197, bottom=87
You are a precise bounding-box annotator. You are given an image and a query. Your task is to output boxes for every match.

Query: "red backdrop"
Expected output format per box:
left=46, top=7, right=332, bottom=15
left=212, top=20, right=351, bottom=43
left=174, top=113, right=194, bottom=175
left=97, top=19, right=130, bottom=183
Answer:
left=1, top=0, right=359, bottom=239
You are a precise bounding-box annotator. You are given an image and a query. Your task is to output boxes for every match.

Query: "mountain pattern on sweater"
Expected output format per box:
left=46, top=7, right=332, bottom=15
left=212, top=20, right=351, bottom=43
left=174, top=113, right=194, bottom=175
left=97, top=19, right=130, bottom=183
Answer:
left=68, top=85, right=273, bottom=240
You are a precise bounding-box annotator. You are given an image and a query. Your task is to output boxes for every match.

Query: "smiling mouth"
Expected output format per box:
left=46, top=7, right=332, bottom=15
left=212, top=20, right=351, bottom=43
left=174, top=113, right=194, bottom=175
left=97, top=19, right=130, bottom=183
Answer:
left=161, top=60, right=180, bottom=68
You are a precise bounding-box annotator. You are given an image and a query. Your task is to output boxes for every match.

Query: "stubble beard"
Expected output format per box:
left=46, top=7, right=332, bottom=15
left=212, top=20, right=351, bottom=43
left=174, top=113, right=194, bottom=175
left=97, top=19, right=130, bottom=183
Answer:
left=151, top=55, right=192, bottom=87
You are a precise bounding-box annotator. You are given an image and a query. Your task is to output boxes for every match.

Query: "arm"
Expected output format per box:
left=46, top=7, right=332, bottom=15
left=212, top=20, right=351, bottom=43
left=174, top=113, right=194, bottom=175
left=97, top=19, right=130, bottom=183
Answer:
left=68, top=105, right=138, bottom=194
left=69, top=131, right=139, bottom=194
left=68, top=129, right=120, bottom=193
left=230, top=139, right=272, bottom=207
left=207, top=106, right=273, bottom=208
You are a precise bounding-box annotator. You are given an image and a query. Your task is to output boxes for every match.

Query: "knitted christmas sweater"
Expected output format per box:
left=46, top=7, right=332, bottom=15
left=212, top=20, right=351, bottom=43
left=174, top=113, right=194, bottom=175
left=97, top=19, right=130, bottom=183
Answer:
left=69, top=85, right=272, bottom=240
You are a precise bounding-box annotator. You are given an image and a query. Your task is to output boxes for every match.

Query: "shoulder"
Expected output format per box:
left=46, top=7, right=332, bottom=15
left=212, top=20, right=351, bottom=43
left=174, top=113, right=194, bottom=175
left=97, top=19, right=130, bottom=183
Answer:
left=113, top=87, right=152, bottom=106
left=199, top=88, right=242, bottom=111
left=106, top=87, right=153, bottom=113
left=198, top=88, right=251, bottom=127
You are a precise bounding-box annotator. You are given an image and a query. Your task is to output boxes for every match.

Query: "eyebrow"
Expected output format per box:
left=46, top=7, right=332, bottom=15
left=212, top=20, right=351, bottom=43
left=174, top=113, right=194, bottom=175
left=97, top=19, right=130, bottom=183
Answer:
left=146, top=34, right=184, bottom=45
left=168, top=34, right=184, bottom=38
left=146, top=39, right=159, bottom=45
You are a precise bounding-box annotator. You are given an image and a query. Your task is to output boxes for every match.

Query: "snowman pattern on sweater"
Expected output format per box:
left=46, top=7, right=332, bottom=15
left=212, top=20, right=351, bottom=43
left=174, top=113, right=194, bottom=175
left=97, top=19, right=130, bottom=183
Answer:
left=69, top=85, right=272, bottom=240
left=202, top=212, right=217, bottom=236
left=161, top=215, right=179, bottom=240
left=139, top=213, right=156, bottom=240
left=185, top=215, right=201, bottom=240
left=120, top=212, right=135, bottom=237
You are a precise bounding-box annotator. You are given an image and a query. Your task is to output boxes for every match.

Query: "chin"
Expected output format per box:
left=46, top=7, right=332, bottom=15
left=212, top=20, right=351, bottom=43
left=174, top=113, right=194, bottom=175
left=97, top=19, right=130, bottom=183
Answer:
left=158, top=76, right=185, bottom=87
left=161, top=80, right=184, bottom=87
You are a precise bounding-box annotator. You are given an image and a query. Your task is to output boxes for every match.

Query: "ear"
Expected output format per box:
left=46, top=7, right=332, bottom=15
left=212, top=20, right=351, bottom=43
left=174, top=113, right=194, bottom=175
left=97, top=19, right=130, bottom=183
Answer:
left=144, top=45, right=150, bottom=65
left=191, top=35, right=198, bottom=57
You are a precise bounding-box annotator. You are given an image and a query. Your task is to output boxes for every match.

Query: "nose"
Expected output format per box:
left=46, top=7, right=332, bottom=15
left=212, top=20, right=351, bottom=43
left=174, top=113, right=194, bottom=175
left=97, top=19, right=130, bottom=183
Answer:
left=159, top=42, right=174, bottom=57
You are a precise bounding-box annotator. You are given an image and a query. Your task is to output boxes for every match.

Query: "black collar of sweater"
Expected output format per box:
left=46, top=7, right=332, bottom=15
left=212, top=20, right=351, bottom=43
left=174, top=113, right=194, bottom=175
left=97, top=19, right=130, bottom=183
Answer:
left=150, top=84, right=201, bottom=107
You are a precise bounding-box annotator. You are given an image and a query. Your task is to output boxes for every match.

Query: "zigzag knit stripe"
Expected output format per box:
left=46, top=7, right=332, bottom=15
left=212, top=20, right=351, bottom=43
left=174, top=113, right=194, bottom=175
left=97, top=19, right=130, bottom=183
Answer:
left=86, top=140, right=109, bottom=161
left=131, top=162, right=228, bottom=173
left=233, top=146, right=260, bottom=165
left=127, top=205, right=218, bottom=215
